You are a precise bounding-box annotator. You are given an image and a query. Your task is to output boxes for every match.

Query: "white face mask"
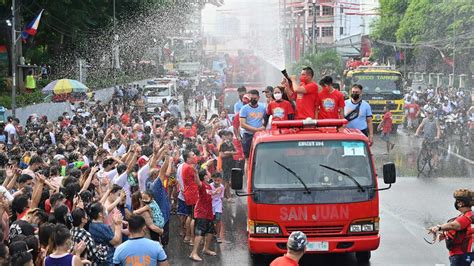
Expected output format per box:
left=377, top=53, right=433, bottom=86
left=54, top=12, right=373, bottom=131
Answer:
left=274, top=93, right=282, bottom=101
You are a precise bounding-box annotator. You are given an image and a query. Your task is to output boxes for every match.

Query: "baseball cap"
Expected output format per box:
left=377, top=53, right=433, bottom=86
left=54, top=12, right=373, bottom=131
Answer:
left=137, top=155, right=149, bottom=168
left=287, top=231, right=308, bottom=251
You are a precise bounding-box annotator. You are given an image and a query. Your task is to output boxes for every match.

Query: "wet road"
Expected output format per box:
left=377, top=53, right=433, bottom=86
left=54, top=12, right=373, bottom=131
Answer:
left=165, top=122, right=472, bottom=265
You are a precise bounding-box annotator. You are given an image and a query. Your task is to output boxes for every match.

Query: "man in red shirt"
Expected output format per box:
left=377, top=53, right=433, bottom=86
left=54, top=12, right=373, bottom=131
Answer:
left=288, top=67, right=319, bottom=119
left=404, top=99, right=420, bottom=130
left=378, top=105, right=395, bottom=154
left=179, top=123, right=197, bottom=138
left=428, top=189, right=473, bottom=265
left=317, top=76, right=345, bottom=119
left=189, top=169, right=217, bottom=262
left=182, top=150, right=199, bottom=244
left=270, top=231, right=308, bottom=266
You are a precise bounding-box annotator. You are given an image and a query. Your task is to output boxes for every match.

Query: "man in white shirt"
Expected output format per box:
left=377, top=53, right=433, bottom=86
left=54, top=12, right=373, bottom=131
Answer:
left=4, top=118, right=18, bottom=147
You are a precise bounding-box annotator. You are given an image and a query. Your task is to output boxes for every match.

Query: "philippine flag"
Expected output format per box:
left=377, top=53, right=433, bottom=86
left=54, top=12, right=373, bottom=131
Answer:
left=21, top=9, right=44, bottom=42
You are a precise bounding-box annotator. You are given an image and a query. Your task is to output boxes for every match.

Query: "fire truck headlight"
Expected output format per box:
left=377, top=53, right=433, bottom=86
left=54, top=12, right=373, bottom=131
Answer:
left=267, top=226, right=280, bottom=234
left=255, top=226, right=268, bottom=234
left=349, top=224, right=362, bottom=233
left=362, top=224, right=374, bottom=232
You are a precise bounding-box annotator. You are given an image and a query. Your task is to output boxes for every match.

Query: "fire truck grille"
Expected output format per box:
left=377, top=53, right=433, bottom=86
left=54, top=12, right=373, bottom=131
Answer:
left=286, top=225, right=344, bottom=236
left=371, top=103, right=399, bottom=113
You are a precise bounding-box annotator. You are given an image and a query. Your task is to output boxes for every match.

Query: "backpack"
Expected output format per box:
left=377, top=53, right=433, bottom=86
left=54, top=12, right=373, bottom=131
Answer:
left=444, top=212, right=473, bottom=252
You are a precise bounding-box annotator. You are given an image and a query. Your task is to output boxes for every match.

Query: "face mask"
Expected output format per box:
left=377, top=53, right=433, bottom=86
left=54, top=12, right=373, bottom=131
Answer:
left=299, top=75, right=307, bottom=84
left=454, top=201, right=460, bottom=210
left=274, top=93, right=282, bottom=101
left=351, top=93, right=360, bottom=100
left=250, top=99, right=258, bottom=106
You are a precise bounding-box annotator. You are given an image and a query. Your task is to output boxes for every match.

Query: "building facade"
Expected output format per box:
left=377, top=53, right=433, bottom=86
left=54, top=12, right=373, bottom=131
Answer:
left=280, top=0, right=379, bottom=62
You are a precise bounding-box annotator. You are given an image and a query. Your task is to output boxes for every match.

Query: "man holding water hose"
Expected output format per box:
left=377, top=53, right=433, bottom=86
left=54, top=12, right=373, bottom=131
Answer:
left=284, top=67, right=319, bottom=119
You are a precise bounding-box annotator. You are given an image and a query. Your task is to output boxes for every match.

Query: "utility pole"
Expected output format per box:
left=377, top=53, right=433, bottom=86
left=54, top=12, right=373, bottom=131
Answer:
left=11, top=0, right=17, bottom=117
left=312, top=0, right=317, bottom=54
left=112, top=0, right=116, bottom=85
left=452, top=11, right=456, bottom=87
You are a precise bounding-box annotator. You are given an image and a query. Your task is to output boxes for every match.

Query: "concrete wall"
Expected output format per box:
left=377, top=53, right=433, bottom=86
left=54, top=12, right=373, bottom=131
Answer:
left=6, top=79, right=151, bottom=125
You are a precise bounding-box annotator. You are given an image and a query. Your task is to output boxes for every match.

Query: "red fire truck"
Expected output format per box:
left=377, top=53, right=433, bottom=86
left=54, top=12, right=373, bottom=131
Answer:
left=231, top=119, right=396, bottom=263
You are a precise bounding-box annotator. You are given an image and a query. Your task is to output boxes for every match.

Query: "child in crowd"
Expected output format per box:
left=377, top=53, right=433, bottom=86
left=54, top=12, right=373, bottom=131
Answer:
left=133, top=191, right=165, bottom=229
left=378, top=105, right=395, bottom=154
left=219, top=131, right=236, bottom=201
left=211, top=173, right=224, bottom=243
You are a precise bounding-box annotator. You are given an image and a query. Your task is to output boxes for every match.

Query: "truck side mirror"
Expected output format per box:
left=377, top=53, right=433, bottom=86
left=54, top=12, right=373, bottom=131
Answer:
left=383, top=162, right=396, bottom=184
left=231, top=168, right=243, bottom=190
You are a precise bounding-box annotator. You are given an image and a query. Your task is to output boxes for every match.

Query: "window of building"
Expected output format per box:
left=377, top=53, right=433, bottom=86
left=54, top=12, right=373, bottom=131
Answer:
left=340, top=27, right=344, bottom=35
left=316, top=5, right=321, bottom=16
left=321, top=27, right=333, bottom=37
left=322, top=6, right=334, bottom=16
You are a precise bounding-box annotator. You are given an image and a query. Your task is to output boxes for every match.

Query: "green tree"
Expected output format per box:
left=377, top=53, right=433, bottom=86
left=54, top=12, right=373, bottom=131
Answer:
left=290, top=49, right=343, bottom=78
left=370, top=0, right=409, bottom=61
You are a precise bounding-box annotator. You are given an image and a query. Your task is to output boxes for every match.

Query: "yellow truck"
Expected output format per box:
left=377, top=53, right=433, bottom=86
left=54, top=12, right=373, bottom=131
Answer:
left=343, top=66, right=405, bottom=131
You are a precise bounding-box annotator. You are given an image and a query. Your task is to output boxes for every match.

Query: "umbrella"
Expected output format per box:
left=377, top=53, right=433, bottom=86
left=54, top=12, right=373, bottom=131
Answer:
left=42, top=79, right=88, bottom=95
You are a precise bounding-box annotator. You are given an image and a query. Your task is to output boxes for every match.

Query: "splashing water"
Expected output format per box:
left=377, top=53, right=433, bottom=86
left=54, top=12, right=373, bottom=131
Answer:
left=49, top=1, right=201, bottom=86
left=242, top=0, right=286, bottom=71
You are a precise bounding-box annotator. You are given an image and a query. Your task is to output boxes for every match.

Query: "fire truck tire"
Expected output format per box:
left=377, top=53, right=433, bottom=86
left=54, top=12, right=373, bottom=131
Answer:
left=249, top=252, right=263, bottom=264
left=356, top=251, right=371, bottom=262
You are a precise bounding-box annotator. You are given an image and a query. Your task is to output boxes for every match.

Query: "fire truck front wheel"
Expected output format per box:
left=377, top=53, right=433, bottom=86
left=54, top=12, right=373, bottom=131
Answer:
left=356, top=251, right=371, bottom=263
left=249, top=251, right=263, bottom=265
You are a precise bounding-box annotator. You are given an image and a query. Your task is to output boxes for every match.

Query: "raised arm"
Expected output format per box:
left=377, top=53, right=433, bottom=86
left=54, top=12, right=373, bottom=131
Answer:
left=80, top=166, right=99, bottom=193
left=31, top=173, right=46, bottom=209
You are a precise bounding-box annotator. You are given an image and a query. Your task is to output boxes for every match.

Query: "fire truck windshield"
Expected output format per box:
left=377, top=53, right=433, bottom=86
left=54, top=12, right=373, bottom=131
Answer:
left=351, top=74, right=402, bottom=94
left=251, top=140, right=374, bottom=204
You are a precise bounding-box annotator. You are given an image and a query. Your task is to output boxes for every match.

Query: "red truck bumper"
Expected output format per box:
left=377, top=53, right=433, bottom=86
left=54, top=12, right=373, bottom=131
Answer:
left=248, top=234, right=380, bottom=255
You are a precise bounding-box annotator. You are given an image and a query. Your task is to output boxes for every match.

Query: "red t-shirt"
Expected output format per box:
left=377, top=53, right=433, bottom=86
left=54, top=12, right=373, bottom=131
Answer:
left=446, top=211, right=473, bottom=256
left=295, top=82, right=319, bottom=119
left=382, top=112, right=393, bottom=133
left=182, top=163, right=198, bottom=206
left=267, top=100, right=295, bottom=121
left=233, top=138, right=245, bottom=161
left=270, top=254, right=299, bottom=266
left=194, top=181, right=214, bottom=220
left=179, top=127, right=197, bottom=138
left=121, top=114, right=130, bottom=126
left=405, top=103, right=420, bottom=119
left=232, top=113, right=240, bottom=129
left=317, top=89, right=345, bottom=119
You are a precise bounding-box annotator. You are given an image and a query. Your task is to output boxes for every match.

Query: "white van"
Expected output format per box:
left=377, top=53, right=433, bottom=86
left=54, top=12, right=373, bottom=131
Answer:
left=144, top=78, right=177, bottom=112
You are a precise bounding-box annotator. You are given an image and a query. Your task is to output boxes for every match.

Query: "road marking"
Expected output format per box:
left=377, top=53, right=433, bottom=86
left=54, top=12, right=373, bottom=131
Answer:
left=439, top=147, right=474, bottom=165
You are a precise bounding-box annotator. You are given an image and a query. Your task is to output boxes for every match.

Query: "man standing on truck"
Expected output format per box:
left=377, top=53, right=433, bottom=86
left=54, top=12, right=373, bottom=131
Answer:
left=239, top=90, right=266, bottom=159
left=344, top=84, right=374, bottom=144
left=288, top=67, right=319, bottom=119
left=234, top=86, right=248, bottom=114
left=270, top=231, right=308, bottom=266
left=317, top=76, right=345, bottom=119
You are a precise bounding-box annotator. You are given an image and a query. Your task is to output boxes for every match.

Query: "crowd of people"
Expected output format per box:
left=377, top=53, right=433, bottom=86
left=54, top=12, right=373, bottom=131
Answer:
left=0, top=61, right=471, bottom=266
left=403, top=84, right=473, bottom=141
left=0, top=64, right=412, bottom=266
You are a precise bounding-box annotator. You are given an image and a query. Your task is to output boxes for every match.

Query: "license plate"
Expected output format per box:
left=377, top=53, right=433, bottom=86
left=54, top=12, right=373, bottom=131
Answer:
left=306, top=241, right=329, bottom=251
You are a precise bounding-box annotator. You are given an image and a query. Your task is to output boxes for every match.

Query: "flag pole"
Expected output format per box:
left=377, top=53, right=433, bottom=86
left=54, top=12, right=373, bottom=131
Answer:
left=11, top=0, right=17, bottom=117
